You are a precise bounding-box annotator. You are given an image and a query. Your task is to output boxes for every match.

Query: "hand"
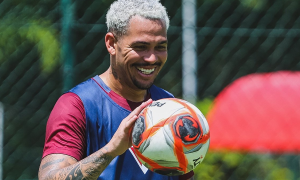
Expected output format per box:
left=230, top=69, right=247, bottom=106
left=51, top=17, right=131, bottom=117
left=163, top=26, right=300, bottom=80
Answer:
left=107, top=98, right=153, bottom=157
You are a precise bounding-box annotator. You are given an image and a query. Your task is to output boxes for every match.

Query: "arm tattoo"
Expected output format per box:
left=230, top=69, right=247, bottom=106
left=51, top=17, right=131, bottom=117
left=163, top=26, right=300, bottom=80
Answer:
left=44, top=147, right=114, bottom=180
left=41, top=158, right=64, bottom=170
left=65, top=164, right=84, bottom=180
left=82, top=147, right=113, bottom=177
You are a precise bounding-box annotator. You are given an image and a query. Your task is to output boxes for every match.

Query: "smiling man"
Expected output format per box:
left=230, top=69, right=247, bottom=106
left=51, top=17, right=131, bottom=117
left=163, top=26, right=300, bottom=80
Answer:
left=38, top=0, right=194, bottom=179
left=102, top=15, right=168, bottom=102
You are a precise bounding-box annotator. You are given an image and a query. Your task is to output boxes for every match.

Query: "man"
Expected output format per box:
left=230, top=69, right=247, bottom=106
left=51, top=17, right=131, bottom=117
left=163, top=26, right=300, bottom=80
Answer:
left=39, top=0, right=194, bottom=179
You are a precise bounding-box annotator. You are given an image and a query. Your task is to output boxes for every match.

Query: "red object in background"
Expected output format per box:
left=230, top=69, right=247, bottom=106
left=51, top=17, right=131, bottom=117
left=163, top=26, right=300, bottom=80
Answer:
left=207, top=71, right=300, bottom=153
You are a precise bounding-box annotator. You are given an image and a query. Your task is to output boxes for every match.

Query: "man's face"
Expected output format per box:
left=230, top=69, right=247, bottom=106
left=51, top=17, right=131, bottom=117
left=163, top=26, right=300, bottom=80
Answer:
left=112, top=16, right=168, bottom=90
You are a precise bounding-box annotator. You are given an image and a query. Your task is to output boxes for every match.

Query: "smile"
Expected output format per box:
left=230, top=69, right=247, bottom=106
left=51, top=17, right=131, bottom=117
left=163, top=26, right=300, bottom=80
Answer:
left=137, top=67, right=155, bottom=75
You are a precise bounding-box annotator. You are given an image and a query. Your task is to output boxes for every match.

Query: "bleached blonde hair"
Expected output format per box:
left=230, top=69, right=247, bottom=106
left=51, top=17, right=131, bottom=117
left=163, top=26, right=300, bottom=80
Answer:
left=106, top=0, right=170, bottom=38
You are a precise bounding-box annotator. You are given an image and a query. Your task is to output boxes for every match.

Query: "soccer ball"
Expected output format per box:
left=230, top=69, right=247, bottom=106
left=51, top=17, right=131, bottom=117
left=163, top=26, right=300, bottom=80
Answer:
left=131, top=98, right=210, bottom=176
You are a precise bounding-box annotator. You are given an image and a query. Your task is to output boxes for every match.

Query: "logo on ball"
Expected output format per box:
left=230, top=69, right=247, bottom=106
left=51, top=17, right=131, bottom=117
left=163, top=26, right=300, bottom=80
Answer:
left=132, top=116, right=145, bottom=146
left=174, top=115, right=201, bottom=144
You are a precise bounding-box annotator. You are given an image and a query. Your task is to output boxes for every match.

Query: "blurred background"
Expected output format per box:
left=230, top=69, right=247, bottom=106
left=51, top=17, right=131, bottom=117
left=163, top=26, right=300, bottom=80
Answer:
left=1, top=0, right=300, bottom=179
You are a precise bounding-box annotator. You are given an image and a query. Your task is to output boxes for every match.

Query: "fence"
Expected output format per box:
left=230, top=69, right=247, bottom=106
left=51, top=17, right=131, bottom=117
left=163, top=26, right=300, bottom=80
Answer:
left=1, top=0, right=300, bottom=179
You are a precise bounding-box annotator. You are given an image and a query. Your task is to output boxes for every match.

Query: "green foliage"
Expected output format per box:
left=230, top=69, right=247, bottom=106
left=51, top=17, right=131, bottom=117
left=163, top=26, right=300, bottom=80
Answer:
left=196, top=97, right=214, bottom=116
left=194, top=152, right=295, bottom=180
left=239, top=0, right=266, bottom=10
left=0, top=17, right=60, bottom=74
left=20, top=22, right=60, bottom=74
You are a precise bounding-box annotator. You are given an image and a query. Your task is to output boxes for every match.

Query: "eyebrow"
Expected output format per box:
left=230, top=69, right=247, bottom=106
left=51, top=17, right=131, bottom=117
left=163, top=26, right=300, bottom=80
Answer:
left=132, top=40, right=168, bottom=45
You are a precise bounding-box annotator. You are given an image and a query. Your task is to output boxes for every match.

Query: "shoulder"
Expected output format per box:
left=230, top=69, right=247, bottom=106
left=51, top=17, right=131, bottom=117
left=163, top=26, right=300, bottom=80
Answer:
left=68, top=77, right=107, bottom=104
left=52, top=92, right=84, bottom=117
left=69, top=78, right=100, bottom=96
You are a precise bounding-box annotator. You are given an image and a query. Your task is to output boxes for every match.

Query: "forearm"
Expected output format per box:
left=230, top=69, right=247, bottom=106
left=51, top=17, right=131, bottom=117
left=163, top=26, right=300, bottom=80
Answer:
left=39, top=147, right=114, bottom=180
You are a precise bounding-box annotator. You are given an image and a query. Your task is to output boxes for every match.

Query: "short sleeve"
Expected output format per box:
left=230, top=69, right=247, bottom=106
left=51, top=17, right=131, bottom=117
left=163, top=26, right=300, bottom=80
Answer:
left=42, top=92, right=86, bottom=161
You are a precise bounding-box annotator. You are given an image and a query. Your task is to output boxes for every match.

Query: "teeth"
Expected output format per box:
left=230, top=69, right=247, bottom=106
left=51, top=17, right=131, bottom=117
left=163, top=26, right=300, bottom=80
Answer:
left=137, top=67, right=155, bottom=75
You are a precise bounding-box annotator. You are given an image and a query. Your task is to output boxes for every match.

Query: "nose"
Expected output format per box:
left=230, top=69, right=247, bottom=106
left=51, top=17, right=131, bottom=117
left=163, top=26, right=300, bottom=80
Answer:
left=143, top=52, right=158, bottom=63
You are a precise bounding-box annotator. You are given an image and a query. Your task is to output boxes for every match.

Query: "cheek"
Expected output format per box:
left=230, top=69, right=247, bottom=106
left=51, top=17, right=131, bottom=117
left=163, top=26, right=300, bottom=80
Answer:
left=124, top=52, right=142, bottom=65
left=163, top=52, right=168, bottom=60
left=158, top=51, right=168, bottom=63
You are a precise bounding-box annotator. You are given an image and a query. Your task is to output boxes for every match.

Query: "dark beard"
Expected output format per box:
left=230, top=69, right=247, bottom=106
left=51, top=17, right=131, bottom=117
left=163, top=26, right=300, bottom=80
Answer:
left=132, top=78, right=154, bottom=90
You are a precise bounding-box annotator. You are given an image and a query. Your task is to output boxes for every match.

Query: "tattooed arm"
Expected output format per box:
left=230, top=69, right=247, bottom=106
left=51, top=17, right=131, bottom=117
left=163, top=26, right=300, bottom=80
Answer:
left=39, top=99, right=153, bottom=180
left=38, top=146, right=113, bottom=180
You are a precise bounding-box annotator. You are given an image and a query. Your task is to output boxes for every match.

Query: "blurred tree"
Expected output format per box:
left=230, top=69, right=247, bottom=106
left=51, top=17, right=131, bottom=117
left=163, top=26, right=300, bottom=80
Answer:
left=0, top=0, right=60, bottom=75
left=0, top=18, right=60, bottom=75
left=0, top=1, right=61, bottom=179
left=194, top=151, right=294, bottom=179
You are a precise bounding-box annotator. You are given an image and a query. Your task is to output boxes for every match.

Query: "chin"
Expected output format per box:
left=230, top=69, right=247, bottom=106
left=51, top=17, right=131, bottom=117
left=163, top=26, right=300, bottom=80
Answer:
left=133, top=80, right=154, bottom=90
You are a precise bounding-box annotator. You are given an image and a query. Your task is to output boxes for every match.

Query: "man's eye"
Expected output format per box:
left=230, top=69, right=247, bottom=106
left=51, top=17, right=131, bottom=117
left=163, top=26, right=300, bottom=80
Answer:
left=156, top=46, right=167, bottom=50
left=134, top=46, right=146, bottom=50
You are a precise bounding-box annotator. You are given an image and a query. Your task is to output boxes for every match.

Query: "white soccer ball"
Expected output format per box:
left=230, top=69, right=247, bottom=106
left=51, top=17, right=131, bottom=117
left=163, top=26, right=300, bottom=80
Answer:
left=132, top=98, right=210, bottom=176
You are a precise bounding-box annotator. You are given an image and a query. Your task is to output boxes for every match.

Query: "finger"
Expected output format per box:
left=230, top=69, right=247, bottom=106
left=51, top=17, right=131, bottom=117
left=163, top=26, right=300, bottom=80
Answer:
left=125, top=114, right=138, bottom=131
left=125, top=99, right=152, bottom=131
left=124, top=99, right=153, bottom=123
left=131, top=98, right=153, bottom=115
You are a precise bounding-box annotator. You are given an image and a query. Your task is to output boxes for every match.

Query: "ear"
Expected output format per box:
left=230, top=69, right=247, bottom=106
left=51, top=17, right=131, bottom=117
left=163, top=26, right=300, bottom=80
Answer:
left=105, top=32, right=117, bottom=55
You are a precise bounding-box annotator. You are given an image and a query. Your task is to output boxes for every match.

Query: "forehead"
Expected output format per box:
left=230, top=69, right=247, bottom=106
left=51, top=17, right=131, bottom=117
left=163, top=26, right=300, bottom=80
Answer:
left=120, top=15, right=167, bottom=42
